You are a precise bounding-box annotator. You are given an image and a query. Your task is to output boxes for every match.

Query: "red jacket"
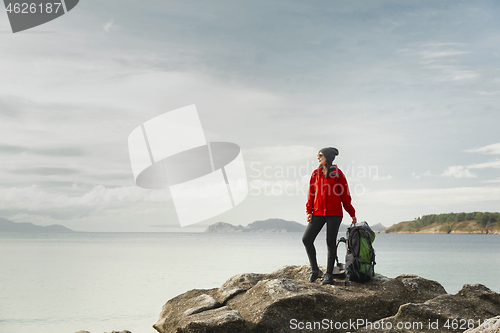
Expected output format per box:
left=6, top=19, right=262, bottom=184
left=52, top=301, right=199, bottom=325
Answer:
left=306, top=165, right=355, bottom=217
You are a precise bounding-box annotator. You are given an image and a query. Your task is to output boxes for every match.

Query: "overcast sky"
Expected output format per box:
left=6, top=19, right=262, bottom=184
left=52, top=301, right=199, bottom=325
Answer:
left=1, top=0, right=499, bottom=231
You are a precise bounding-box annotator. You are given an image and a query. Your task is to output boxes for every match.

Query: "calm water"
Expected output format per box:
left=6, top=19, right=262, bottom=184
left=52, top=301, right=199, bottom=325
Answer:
left=0, top=232, right=499, bottom=333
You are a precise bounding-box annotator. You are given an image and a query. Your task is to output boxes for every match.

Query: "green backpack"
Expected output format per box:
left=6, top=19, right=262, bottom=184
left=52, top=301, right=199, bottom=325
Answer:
left=343, top=221, right=376, bottom=287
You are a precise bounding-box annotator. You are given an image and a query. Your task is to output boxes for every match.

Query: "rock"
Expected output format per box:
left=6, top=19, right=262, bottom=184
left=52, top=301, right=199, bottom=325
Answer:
left=153, top=264, right=451, bottom=333
left=359, top=284, right=500, bottom=333
left=183, top=294, right=221, bottom=316
left=215, top=273, right=266, bottom=303
left=174, top=306, right=246, bottom=333
left=152, top=288, right=246, bottom=333
left=464, top=315, right=500, bottom=333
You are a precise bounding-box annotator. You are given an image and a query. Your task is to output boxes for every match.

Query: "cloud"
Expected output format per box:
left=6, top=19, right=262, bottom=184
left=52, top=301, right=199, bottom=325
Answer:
left=482, top=178, right=500, bottom=183
left=103, top=19, right=114, bottom=33
left=244, top=145, right=318, bottom=173
left=441, top=165, right=477, bottom=179
left=1, top=1, right=499, bottom=230
left=9, top=167, right=79, bottom=176
left=360, top=186, right=500, bottom=206
left=468, top=160, right=500, bottom=169
left=474, top=91, right=498, bottom=96
left=4, top=185, right=167, bottom=206
left=0, top=185, right=170, bottom=220
left=466, top=143, right=500, bottom=155
left=371, top=175, right=393, bottom=181
left=420, top=50, right=472, bottom=60
left=0, top=144, right=85, bottom=157
left=0, top=207, right=93, bottom=220
left=412, top=171, right=432, bottom=179
left=421, top=42, right=468, bottom=48
left=0, top=96, right=25, bottom=118
left=439, top=159, right=500, bottom=182
left=399, top=42, right=480, bottom=82
left=450, top=69, right=480, bottom=81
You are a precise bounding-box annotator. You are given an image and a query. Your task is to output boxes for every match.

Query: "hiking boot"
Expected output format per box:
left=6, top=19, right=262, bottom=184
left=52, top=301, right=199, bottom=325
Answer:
left=308, top=269, right=323, bottom=282
left=322, top=273, right=334, bottom=285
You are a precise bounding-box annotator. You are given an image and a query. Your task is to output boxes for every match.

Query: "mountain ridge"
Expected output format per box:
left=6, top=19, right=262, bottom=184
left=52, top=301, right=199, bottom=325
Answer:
left=0, top=217, right=75, bottom=233
left=205, top=218, right=386, bottom=233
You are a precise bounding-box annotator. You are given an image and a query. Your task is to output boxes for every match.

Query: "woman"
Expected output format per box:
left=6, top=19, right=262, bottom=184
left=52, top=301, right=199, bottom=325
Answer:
left=302, top=147, right=357, bottom=285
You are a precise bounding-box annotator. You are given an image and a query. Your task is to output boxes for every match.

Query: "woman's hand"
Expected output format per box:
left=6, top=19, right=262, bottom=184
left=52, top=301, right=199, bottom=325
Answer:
left=307, top=214, right=312, bottom=223
left=351, top=216, right=357, bottom=224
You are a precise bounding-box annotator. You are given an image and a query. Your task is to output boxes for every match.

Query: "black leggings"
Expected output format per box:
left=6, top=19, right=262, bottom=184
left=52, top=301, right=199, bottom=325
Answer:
left=302, top=215, right=342, bottom=274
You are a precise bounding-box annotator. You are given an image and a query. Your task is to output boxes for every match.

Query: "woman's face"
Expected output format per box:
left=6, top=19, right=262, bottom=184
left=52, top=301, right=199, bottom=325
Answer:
left=317, top=152, right=327, bottom=167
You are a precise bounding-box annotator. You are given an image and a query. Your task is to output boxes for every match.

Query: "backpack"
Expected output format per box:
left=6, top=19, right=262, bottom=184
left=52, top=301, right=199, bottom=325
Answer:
left=339, top=221, right=376, bottom=288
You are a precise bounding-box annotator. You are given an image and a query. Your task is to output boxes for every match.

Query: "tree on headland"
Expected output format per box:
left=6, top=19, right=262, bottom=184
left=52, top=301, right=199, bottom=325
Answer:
left=385, top=211, right=500, bottom=233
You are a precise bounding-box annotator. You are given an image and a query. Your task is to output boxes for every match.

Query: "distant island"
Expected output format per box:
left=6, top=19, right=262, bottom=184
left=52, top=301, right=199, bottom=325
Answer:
left=205, top=219, right=305, bottom=233
left=365, top=222, right=387, bottom=232
left=385, top=212, right=500, bottom=234
left=205, top=218, right=387, bottom=233
left=0, top=217, right=75, bottom=233
left=338, top=222, right=386, bottom=233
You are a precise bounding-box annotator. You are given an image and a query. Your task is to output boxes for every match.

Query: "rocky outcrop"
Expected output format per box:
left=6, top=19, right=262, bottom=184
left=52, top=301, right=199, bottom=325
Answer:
left=152, top=264, right=498, bottom=333
left=359, top=284, right=500, bottom=333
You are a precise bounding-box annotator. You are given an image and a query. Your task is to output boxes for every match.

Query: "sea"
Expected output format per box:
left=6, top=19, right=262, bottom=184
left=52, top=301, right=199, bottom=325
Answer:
left=0, top=232, right=499, bottom=333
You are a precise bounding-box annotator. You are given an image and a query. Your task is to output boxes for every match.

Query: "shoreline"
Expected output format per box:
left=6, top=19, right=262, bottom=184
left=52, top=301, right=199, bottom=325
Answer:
left=383, top=230, right=500, bottom=234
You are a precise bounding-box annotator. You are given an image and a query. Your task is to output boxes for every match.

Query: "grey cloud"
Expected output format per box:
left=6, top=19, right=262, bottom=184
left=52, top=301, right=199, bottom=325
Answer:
left=0, top=207, right=94, bottom=221
left=465, top=143, right=500, bottom=155
left=36, top=181, right=94, bottom=189
left=10, top=167, right=79, bottom=176
left=2, top=180, right=79, bottom=188
left=90, top=173, right=134, bottom=181
left=0, top=97, right=24, bottom=118
left=0, top=145, right=25, bottom=154
left=35, top=147, right=86, bottom=156
left=0, top=145, right=85, bottom=156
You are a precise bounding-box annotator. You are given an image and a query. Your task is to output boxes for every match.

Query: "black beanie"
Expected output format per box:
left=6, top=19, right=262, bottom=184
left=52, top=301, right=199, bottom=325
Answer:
left=319, top=147, right=339, bottom=164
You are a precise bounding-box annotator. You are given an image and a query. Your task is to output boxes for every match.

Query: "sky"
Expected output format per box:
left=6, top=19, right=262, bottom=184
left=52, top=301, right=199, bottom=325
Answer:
left=1, top=0, right=500, bottom=232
